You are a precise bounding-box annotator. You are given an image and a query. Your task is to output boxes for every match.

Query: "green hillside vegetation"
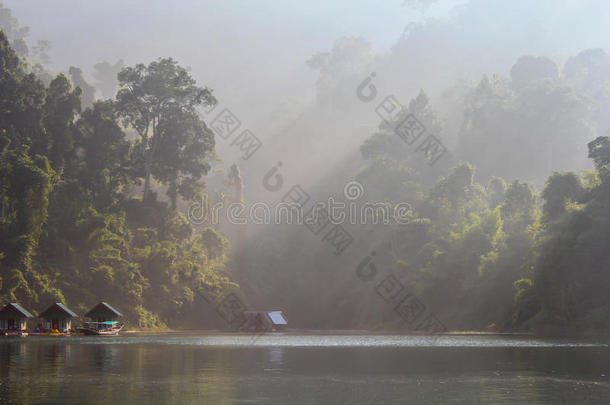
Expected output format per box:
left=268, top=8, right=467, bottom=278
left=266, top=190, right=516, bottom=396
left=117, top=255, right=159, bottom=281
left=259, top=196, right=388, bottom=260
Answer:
left=0, top=30, right=235, bottom=328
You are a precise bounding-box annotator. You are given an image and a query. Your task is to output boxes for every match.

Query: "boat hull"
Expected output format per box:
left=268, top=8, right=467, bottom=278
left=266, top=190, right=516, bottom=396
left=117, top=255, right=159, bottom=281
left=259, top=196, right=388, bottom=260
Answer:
left=78, top=324, right=124, bottom=336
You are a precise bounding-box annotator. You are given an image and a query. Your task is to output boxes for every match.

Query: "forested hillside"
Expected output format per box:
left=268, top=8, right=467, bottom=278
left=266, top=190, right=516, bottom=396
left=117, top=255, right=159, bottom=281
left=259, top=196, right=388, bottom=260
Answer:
left=0, top=28, right=236, bottom=328
left=236, top=41, right=610, bottom=334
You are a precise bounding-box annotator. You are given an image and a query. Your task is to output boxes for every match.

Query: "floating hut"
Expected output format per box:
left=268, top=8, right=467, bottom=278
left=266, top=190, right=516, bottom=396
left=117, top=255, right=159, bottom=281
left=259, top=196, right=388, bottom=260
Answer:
left=39, top=303, right=77, bottom=332
left=85, top=302, right=123, bottom=323
left=0, top=303, right=33, bottom=333
left=79, top=302, right=124, bottom=335
left=266, top=311, right=288, bottom=331
left=240, top=310, right=288, bottom=332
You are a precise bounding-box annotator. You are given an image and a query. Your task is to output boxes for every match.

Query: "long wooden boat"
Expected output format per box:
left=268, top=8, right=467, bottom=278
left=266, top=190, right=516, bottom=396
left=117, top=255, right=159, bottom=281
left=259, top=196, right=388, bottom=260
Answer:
left=77, top=321, right=124, bottom=336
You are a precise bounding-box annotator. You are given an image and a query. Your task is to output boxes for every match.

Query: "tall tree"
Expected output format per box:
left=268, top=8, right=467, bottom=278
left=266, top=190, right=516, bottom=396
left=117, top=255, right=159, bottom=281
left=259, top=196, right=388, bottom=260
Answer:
left=0, top=30, right=45, bottom=152
left=72, top=100, right=131, bottom=209
left=115, top=58, right=216, bottom=202
left=151, top=105, right=215, bottom=208
left=541, top=172, right=584, bottom=222
left=43, top=74, right=81, bottom=173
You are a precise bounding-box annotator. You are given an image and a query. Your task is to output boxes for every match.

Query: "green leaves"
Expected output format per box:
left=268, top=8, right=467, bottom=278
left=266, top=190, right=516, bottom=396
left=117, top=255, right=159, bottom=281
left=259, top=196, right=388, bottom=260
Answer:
left=43, top=73, right=81, bottom=172
left=588, top=136, right=610, bottom=170
left=115, top=57, right=217, bottom=203
left=0, top=36, right=229, bottom=328
left=541, top=172, right=584, bottom=222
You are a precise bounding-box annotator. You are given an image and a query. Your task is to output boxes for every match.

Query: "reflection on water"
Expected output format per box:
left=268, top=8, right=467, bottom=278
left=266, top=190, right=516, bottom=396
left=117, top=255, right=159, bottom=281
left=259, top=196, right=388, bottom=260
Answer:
left=1, top=334, right=609, bottom=404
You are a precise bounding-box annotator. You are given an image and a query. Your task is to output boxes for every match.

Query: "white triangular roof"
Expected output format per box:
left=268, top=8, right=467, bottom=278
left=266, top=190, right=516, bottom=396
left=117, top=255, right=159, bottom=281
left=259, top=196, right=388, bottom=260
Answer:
left=267, top=311, right=287, bottom=325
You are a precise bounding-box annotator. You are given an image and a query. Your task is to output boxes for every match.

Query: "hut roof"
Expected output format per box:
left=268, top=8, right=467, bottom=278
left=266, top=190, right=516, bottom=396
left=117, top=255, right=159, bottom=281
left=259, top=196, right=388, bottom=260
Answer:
left=85, top=302, right=122, bottom=318
left=267, top=311, right=287, bottom=325
left=39, top=303, right=78, bottom=319
left=0, top=303, right=34, bottom=319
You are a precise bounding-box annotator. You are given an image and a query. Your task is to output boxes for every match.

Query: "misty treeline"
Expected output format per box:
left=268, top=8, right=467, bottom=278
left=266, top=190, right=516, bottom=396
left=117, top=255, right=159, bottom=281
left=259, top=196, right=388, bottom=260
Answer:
left=0, top=18, right=244, bottom=327
left=2, top=2, right=610, bottom=333
left=239, top=34, right=610, bottom=332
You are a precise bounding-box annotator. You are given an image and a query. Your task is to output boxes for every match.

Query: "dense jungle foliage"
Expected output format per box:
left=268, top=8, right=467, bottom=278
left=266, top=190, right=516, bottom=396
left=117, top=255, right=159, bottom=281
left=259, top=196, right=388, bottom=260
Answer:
left=0, top=27, right=236, bottom=328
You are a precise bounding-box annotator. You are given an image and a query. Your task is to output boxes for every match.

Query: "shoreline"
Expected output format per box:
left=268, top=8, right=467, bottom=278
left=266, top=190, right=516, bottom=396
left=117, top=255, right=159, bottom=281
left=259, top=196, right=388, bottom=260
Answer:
left=121, top=329, right=533, bottom=336
left=119, top=328, right=610, bottom=338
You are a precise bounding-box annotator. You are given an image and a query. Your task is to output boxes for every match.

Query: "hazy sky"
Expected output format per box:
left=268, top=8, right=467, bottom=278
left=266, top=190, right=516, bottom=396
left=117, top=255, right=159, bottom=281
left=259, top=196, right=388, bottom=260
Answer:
left=5, top=0, right=464, bottom=65
left=6, top=0, right=609, bottom=124
left=3, top=1, right=465, bottom=121
left=5, top=0, right=610, bottom=184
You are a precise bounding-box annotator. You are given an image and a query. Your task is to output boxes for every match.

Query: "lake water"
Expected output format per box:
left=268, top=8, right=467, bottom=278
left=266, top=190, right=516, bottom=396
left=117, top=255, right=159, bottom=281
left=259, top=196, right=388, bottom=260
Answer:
left=1, top=333, right=609, bottom=404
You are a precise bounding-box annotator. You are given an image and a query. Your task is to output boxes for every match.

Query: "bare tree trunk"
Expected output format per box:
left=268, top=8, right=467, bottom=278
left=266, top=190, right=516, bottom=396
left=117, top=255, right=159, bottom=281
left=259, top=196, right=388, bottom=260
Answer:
left=143, top=151, right=152, bottom=201
left=143, top=117, right=157, bottom=202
